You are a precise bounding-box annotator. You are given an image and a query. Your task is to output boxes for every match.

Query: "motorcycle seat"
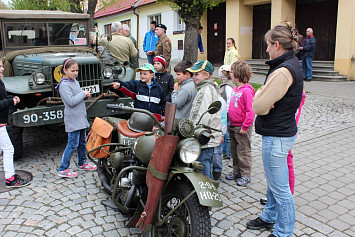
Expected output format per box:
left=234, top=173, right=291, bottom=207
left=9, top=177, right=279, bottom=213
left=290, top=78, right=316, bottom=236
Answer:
left=117, top=120, right=150, bottom=138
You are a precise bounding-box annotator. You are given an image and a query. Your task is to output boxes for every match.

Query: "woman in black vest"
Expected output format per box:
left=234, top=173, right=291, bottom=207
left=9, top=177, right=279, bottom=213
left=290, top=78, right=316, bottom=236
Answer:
left=246, top=23, right=303, bottom=237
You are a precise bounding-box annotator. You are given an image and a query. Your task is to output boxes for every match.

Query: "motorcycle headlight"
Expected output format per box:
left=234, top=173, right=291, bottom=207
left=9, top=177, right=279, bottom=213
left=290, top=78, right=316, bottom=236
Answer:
left=34, top=72, right=45, bottom=84
left=177, top=138, right=201, bottom=164
left=102, top=67, right=113, bottom=79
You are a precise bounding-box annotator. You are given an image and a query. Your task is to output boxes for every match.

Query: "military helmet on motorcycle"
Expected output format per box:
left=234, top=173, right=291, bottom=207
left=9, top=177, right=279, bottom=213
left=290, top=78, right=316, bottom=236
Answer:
left=128, top=112, right=154, bottom=132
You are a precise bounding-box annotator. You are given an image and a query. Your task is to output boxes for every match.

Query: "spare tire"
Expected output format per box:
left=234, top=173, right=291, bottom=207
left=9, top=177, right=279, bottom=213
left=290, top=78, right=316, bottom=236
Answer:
left=6, top=107, right=23, bottom=160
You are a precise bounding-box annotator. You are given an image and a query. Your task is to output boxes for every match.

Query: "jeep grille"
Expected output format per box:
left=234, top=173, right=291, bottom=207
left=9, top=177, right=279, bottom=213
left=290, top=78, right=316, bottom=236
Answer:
left=53, top=63, right=102, bottom=97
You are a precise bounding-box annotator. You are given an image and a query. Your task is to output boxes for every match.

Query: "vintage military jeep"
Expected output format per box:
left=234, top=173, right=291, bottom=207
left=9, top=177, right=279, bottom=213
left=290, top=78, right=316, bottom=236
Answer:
left=0, top=10, right=135, bottom=159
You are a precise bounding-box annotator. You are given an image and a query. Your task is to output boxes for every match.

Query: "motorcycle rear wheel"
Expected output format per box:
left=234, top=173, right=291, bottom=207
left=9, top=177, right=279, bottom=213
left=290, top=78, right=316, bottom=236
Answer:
left=142, top=181, right=211, bottom=237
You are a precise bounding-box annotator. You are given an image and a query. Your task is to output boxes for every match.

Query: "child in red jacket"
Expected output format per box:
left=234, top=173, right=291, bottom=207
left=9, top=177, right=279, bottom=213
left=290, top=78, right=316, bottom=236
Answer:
left=225, top=61, right=255, bottom=187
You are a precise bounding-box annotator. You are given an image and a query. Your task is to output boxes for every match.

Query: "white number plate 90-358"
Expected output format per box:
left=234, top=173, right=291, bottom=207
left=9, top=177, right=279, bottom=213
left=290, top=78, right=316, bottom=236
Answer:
left=81, top=84, right=100, bottom=94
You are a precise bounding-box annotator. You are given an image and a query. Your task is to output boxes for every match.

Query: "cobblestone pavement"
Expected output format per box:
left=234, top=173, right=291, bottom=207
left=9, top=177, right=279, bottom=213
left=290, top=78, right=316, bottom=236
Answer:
left=1, top=75, right=355, bottom=236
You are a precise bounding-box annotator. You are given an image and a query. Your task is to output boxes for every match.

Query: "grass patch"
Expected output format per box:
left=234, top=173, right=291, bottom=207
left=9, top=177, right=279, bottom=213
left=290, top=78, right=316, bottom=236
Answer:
left=250, top=83, right=262, bottom=91
left=213, top=77, right=262, bottom=92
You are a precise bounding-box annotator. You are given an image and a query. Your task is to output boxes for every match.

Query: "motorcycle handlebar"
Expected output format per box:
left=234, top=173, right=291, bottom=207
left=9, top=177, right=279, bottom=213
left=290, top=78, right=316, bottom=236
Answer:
left=107, top=104, right=131, bottom=112
left=199, top=124, right=222, bottom=133
left=106, top=104, right=165, bottom=131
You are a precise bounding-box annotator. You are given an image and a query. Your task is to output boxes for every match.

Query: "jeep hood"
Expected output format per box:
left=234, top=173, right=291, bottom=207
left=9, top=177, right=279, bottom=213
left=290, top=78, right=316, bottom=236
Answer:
left=3, top=47, right=97, bottom=77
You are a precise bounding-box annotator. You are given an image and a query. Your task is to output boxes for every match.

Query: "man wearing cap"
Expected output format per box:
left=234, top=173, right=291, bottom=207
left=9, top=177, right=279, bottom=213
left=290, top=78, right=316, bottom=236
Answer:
left=155, top=24, right=172, bottom=70
left=187, top=60, right=222, bottom=179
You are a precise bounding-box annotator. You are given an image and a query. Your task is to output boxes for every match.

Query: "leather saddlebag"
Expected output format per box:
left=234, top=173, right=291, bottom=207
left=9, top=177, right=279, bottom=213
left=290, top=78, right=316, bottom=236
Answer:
left=86, top=117, right=113, bottom=158
left=136, top=135, right=179, bottom=231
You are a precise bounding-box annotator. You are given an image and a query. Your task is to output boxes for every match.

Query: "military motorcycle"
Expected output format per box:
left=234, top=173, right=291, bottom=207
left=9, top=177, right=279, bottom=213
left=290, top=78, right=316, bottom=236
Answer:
left=87, top=102, right=223, bottom=236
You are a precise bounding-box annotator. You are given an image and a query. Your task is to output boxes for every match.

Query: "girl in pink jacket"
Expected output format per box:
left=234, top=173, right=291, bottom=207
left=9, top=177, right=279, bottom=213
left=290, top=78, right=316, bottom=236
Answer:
left=225, top=61, right=255, bottom=187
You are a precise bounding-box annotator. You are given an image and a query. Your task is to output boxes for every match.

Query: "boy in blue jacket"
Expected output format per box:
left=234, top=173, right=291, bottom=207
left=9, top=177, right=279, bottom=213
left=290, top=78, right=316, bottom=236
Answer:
left=112, top=63, right=165, bottom=121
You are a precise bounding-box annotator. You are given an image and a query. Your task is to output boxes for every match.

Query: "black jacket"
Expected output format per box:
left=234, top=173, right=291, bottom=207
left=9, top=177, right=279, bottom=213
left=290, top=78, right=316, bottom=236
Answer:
left=255, top=50, right=303, bottom=137
left=0, top=80, right=14, bottom=124
left=154, top=72, right=174, bottom=102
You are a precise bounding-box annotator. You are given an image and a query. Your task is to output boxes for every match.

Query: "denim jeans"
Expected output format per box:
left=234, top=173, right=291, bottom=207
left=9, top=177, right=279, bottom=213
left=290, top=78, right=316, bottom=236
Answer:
left=260, top=135, right=296, bottom=237
left=222, top=132, right=231, bottom=158
left=147, top=54, right=154, bottom=65
left=58, top=129, right=87, bottom=171
left=213, top=144, right=223, bottom=173
left=302, top=56, right=313, bottom=79
left=0, top=126, right=15, bottom=179
left=197, top=147, right=214, bottom=179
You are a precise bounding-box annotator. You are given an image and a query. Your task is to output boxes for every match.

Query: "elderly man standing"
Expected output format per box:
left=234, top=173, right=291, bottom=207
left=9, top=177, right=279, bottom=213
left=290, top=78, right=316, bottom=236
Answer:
left=121, top=24, right=139, bottom=70
left=155, top=24, right=172, bottom=70
left=299, top=28, right=316, bottom=82
left=95, top=22, right=137, bottom=67
left=143, top=21, right=159, bottom=65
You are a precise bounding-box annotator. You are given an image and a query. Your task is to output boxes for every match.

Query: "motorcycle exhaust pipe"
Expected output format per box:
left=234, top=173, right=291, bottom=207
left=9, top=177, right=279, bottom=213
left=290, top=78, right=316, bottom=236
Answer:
left=125, top=184, right=137, bottom=208
left=97, top=166, right=112, bottom=193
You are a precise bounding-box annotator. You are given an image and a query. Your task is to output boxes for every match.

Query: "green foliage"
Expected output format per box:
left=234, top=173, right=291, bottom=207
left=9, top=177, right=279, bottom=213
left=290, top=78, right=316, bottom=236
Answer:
left=213, top=78, right=262, bottom=91
left=10, top=0, right=81, bottom=12
left=158, top=0, right=222, bottom=25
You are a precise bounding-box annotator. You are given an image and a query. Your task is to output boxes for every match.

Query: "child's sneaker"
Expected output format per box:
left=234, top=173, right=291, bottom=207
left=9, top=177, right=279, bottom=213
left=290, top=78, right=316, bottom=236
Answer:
left=237, top=176, right=251, bottom=187
left=6, top=174, right=31, bottom=188
left=225, top=171, right=241, bottom=180
left=58, top=169, right=78, bottom=178
left=79, top=162, right=97, bottom=171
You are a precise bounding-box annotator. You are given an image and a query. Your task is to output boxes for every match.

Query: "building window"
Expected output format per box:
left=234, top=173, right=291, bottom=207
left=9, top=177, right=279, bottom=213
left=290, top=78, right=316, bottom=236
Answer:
left=177, top=13, right=185, bottom=31
left=121, top=19, right=131, bottom=28
left=149, top=14, right=161, bottom=25
left=178, top=40, right=183, bottom=50
left=104, top=24, right=111, bottom=35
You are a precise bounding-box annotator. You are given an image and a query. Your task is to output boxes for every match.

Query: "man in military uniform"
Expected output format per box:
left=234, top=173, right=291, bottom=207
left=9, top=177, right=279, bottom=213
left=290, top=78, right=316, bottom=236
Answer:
left=154, top=24, right=172, bottom=70
left=95, top=22, right=137, bottom=67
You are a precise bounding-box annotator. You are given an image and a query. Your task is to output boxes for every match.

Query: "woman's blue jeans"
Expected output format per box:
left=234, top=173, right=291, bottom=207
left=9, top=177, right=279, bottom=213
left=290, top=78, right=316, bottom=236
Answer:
left=58, top=129, right=87, bottom=171
left=260, top=135, right=296, bottom=237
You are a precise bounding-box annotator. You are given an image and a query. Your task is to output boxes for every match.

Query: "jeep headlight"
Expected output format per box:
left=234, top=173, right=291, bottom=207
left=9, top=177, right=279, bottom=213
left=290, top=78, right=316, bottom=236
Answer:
left=34, top=72, right=45, bottom=84
left=177, top=138, right=201, bottom=164
left=102, top=67, right=113, bottom=79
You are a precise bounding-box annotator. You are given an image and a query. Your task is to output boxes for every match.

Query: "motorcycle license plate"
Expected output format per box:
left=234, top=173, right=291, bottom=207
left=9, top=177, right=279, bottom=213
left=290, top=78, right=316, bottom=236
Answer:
left=81, top=84, right=100, bottom=94
left=119, top=134, right=136, bottom=146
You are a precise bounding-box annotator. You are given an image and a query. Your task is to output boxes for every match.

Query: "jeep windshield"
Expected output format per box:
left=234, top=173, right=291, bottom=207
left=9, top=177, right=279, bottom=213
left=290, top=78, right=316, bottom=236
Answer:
left=4, top=21, right=88, bottom=48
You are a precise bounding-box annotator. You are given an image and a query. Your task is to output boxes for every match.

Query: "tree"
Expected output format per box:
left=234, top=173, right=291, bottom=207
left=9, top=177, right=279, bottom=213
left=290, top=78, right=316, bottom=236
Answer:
left=10, top=0, right=72, bottom=11
left=159, top=0, right=222, bottom=63
left=11, top=0, right=138, bottom=35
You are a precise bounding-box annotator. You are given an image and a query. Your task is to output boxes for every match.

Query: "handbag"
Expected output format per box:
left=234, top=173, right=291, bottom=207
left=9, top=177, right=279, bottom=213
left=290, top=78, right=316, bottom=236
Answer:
left=86, top=117, right=113, bottom=158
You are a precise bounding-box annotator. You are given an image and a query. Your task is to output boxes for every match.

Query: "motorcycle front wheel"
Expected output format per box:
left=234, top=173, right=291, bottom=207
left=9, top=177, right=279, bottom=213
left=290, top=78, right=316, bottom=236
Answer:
left=143, top=181, right=211, bottom=237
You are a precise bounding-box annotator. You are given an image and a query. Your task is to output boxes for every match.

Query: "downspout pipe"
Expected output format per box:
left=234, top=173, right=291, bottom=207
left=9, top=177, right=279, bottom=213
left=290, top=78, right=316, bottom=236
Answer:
left=133, top=7, right=139, bottom=54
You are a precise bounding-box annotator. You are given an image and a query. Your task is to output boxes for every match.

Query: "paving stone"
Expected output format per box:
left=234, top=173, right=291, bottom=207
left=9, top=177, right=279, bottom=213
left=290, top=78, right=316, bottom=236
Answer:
left=328, top=219, right=350, bottom=231
left=66, top=226, right=83, bottom=235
